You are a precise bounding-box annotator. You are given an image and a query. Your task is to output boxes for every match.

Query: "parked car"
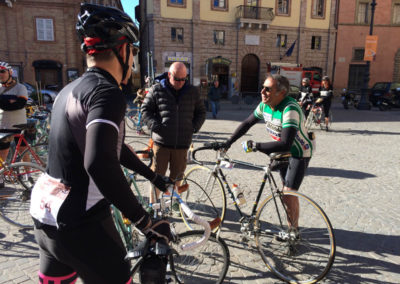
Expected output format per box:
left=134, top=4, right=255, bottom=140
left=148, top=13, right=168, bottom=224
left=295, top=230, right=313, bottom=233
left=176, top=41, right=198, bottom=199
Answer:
left=22, top=82, right=58, bottom=104
left=368, top=82, right=400, bottom=106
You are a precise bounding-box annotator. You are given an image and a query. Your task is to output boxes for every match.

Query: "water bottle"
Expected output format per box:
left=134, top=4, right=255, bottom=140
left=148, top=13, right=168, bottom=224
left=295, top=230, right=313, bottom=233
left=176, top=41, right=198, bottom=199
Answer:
left=232, top=184, right=246, bottom=206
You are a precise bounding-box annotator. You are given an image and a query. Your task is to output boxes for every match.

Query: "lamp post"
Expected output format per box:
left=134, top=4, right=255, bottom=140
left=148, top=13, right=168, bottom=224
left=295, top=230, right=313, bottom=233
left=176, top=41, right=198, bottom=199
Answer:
left=357, top=0, right=377, bottom=110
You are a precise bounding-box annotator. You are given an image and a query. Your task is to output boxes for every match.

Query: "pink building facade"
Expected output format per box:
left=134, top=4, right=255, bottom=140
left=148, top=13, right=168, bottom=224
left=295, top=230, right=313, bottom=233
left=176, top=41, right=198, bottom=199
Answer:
left=334, top=0, right=400, bottom=90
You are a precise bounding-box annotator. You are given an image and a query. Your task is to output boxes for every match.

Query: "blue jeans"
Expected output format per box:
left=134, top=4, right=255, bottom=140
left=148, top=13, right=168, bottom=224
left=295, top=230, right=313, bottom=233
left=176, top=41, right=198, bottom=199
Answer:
left=210, top=100, right=220, bottom=118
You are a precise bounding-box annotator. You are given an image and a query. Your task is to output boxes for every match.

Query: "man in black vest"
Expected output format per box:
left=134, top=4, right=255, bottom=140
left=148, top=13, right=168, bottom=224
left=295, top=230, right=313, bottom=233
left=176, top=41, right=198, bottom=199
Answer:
left=142, top=62, right=206, bottom=204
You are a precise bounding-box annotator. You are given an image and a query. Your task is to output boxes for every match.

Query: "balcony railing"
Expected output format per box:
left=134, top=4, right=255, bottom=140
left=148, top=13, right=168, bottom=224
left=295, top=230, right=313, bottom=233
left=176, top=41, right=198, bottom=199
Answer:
left=236, top=5, right=275, bottom=22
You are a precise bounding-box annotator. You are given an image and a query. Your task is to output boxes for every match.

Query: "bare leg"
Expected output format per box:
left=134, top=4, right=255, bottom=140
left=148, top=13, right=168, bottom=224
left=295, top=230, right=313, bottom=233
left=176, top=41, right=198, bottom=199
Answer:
left=282, top=186, right=299, bottom=228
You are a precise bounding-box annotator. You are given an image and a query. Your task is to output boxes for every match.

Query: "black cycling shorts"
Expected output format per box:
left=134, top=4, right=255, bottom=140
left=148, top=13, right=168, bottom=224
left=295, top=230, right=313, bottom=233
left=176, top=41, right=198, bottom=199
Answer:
left=279, top=157, right=310, bottom=190
left=34, top=214, right=131, bottom=284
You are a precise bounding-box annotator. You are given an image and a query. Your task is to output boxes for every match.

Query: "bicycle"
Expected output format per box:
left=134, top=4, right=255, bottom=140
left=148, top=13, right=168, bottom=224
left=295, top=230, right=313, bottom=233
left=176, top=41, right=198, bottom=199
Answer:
left=126, top=104, right=146, bottom=135
left=181, top=142, right=336, bottom=283
left=113, top=182, right=230, bottom=283
left=0, top=160, right=45, bottom=228
left=305, top=100, right=333, bottom=130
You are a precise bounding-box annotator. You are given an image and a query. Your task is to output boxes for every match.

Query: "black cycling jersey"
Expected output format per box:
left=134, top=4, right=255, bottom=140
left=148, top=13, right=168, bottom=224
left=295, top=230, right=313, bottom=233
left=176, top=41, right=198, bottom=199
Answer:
left=41, top=67, right=153, bottom=230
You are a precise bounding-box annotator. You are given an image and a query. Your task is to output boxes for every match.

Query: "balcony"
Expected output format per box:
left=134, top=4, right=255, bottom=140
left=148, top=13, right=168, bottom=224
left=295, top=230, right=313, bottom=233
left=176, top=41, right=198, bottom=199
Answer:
left=236, top=5, right=275, bottom=29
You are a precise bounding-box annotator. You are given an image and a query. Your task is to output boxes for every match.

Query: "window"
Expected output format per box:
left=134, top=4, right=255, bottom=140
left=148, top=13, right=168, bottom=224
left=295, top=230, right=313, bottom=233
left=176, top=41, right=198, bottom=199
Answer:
left=311, top=36, right=321, bottom=50
left=212, top=0, right=227, bottom=9
left=276, top=0, right=290, bottom=15
left=393, top=3, right=400, bottom=24
left=168, top=0, right=185, bottom=7
left=36, top=18, right=54, bottom=41
left=357, top=2, right=370, bottom=24
left=214, top=30, right=225, bottom=45
left=353, top=48, right=365, bottom=61
left=171, top=27, right=184, bottom=43
left=276, top=34, right=287, bottom=48
left=312, top=0, right=325, bottom=18
left=246, top=0, right=258, bottom=6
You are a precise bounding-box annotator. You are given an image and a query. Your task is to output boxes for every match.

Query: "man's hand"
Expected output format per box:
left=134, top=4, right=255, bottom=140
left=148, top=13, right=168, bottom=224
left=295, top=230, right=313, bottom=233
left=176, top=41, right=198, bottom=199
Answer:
left=143, top=219, right=173, bottom=243
left=242, top=140, right=257, bottom=153
left=151, top=174, right=174, bottom=192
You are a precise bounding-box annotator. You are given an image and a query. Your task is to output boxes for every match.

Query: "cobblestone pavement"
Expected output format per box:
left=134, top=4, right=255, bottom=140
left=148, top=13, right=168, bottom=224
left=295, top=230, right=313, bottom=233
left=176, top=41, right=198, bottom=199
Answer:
left=1, top=99, right=399, bottom=283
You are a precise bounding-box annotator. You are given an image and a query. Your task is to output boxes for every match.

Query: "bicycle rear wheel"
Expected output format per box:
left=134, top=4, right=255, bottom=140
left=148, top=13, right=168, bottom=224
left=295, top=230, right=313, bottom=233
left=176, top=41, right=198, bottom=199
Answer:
left=255, top=191, right=335, bottom=283
left=0, top=162, right=45, bottom=228
left=170, top=230, right=230, bottom=284
left=181, top=166, right=226, bottom=232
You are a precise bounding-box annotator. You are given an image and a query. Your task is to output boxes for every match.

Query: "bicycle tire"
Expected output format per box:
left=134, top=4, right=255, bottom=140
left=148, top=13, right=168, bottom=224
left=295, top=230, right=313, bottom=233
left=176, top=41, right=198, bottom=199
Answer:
left=181, top=166, right=226, bottom=232
left=169, top=230, right=230, bottom=284
left=255, top=191, right=335, bottom=283
left=0, top=162, right=45, bottom=228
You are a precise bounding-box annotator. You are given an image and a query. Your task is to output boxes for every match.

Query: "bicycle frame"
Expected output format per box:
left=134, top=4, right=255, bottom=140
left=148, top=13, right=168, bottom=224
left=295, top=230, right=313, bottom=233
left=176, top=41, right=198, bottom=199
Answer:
left=11, top=133, right=45, bottom=167
left=202, top=150, right=292, bottom=228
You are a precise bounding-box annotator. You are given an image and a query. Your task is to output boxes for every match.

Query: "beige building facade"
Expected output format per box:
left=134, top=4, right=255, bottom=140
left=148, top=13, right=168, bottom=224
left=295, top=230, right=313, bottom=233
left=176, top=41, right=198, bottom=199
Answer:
left=139, top=0, right=338, bottom=97
left=1, top=0, right=122, bottom=90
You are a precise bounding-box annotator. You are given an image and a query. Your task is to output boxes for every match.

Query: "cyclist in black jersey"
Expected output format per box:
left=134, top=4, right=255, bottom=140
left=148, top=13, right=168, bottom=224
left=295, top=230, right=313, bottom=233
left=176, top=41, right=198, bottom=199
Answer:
left=316, top=76, right=333, bottom=131
left=298, top=77, right=313, bottom=118
left=30, top=4, right=172, bottom=284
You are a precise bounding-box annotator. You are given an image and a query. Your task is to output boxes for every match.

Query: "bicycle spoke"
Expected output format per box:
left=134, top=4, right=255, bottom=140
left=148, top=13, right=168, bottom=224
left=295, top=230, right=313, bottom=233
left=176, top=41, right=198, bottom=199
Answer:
left=255, top=191, right=335, bottom=283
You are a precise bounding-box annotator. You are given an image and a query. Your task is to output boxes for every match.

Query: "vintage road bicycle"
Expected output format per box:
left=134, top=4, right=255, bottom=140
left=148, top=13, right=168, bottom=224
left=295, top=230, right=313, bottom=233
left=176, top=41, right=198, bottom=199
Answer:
left=181, top=142, right=336, bottom=283
left=112, top=180, right=230, bottom=284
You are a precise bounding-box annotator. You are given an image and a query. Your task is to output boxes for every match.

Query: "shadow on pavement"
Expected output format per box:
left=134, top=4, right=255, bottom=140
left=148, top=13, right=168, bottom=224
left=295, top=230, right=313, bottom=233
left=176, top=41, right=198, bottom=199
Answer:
left=307, top=167, right=375, bottom=179
left=328, top=128, right=400, bottom=136
left=328, top=229, right=400, bottom=284
left=221, top=208, right=400, bottom=283
left=0, top=228, right=38, bottom=258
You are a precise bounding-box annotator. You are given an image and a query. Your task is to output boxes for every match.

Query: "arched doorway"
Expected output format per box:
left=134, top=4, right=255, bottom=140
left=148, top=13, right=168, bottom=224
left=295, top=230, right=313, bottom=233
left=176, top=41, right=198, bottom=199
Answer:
left=393, top=49, right=400, bottom=82
left=240, top=54, right=260, bottom=96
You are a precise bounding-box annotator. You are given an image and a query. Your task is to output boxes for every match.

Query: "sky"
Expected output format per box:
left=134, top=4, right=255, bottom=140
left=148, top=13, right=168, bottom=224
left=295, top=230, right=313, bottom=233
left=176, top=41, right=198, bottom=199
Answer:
left=121, top=0, right=139, bottom=22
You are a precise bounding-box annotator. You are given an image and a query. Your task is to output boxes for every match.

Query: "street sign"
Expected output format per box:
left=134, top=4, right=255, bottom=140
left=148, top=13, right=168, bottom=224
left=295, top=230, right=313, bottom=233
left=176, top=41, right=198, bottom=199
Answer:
left=364, top=35, right=378, bottom=61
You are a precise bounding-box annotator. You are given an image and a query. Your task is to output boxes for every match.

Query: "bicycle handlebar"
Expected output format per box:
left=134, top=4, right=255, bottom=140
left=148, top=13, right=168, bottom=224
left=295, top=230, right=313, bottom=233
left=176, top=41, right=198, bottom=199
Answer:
left=192, top=142, right=227, bottom=165
left=165, top=186, right=211, bottom=251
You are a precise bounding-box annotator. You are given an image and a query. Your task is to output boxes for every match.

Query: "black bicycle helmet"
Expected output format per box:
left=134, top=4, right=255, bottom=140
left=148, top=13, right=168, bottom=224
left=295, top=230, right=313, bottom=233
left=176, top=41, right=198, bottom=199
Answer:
left=76, top=3, right=139, bottom=80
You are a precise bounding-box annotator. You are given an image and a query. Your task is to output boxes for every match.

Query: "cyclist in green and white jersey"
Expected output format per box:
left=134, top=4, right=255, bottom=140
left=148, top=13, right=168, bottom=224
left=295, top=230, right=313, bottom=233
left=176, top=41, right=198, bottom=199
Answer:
left=225, top=74, right=314, bottom=230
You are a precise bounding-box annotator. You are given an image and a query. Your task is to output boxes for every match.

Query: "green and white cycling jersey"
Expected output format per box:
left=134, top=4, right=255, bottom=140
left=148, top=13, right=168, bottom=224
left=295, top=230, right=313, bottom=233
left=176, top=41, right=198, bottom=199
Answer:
left=254, top=96, right=313, bottom=158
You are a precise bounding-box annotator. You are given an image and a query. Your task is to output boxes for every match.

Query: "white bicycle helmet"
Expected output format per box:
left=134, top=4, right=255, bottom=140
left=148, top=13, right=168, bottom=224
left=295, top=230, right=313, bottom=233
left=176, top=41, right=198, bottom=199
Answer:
left=0, top=61, right=12, bottom=70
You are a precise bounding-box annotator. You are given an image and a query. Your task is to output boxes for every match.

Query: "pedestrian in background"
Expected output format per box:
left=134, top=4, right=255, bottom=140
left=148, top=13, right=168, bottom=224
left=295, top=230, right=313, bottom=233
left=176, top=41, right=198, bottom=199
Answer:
left=0, top=61, right=30, bottom=188
left=208, top=80, right=222, bottom=119
left=141, top=61, right=206, bottom=205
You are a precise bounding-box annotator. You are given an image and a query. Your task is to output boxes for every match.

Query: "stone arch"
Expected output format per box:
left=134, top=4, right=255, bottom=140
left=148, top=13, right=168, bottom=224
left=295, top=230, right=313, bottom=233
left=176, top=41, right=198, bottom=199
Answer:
left=393, top=48, right=400, bottom=82
left=240, top=54, right=260, bottom=94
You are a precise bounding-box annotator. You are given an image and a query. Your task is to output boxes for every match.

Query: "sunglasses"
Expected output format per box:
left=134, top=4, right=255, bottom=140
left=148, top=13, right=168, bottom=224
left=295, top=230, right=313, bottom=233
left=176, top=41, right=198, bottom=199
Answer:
left=262, top=86, right=272, bottom=92
left=173, top=76, right=187, bottom=82
left=0, top=70, right=8, bottom=74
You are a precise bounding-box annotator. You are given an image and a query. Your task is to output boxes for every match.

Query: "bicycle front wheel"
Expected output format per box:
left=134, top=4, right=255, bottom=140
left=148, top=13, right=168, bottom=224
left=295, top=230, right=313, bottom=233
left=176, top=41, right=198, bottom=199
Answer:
left=125, top=109, right=140, bottom=131
left=170, top=230, right=230, bottom=284
left=0, top=162, right=45, bottom=228
left=255, top=191, right=335, bottom=283
left=181, top=166, right=226, bottom=232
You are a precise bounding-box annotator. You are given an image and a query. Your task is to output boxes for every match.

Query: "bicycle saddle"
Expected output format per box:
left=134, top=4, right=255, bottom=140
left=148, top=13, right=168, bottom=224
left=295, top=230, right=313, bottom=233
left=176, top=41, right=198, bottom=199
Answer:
left=269, top=152, right=291, bottom=161
left=12, top=123, right=36, bottom=130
